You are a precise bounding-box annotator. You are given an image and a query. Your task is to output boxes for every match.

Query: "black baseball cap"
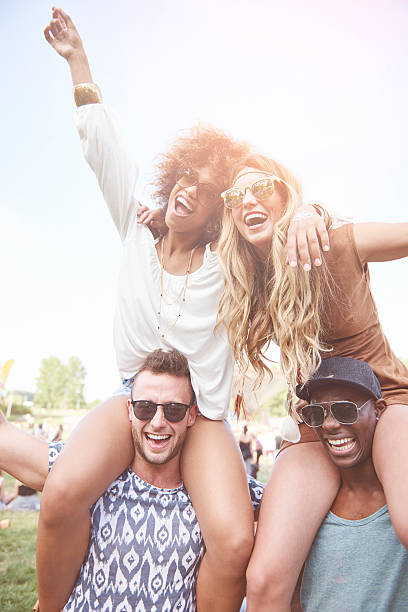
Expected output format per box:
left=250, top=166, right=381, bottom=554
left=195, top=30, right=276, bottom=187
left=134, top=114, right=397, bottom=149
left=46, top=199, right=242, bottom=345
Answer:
left=296, top=356, right=382, bottom=402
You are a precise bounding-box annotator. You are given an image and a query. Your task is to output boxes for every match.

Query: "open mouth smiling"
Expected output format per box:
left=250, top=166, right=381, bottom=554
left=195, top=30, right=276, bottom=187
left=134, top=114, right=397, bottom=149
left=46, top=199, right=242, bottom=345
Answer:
left=145, top=432, right=171, bottom=448
left=325, top=437, right=356, bottom=454
left=175, top=195, right=193, bottom=216
left=244, top=212, right=268, bottom=228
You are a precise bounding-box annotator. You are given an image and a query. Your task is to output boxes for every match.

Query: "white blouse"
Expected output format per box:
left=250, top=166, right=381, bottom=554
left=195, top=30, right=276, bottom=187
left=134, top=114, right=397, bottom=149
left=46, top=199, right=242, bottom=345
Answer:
left=76, top=103, right=234, bottom=420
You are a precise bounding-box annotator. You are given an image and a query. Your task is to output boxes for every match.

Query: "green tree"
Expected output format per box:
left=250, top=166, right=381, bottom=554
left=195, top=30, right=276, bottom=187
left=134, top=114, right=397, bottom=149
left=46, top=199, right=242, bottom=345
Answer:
left=260, top=388, right=287, bottom=418
left=35, top=356, right=86, bottom=411
left=35, top=356, right=67, bottom=411
left=65, top=356, right=86, bottom=410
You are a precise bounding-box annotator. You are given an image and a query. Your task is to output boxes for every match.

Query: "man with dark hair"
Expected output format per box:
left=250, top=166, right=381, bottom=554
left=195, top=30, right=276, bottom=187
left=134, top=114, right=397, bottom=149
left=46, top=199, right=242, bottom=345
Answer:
left=0, top=349, right=262, bottom=611
left=294, top=356, right=408, bottom=611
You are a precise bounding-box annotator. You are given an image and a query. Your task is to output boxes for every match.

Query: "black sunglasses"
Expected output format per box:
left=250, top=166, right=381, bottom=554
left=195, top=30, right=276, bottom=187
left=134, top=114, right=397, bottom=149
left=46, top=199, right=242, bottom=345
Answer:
left=130, top=399, right=193, bottom=423
left=176, top=172, right=222, bottom=209
left=301, top=399, right=371, bottom=428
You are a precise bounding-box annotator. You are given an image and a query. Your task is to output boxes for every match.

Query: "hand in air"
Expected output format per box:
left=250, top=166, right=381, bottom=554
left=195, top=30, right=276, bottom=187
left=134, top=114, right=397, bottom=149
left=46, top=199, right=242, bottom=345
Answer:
left=286, top=204, right=330, bottom=271
left=44, top=7, right=84, bottom=59
left=137, top=203, right=167, bottom=239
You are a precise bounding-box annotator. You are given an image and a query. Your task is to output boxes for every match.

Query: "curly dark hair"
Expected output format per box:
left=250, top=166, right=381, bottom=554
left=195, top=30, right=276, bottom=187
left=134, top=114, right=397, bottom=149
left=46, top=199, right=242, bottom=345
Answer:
left=152, top=124, right=251, bottom=241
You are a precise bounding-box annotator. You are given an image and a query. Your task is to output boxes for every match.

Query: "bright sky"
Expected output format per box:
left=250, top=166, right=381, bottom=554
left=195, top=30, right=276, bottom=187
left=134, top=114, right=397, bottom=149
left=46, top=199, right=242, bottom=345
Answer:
left=1, top=0, right=407, bottom=401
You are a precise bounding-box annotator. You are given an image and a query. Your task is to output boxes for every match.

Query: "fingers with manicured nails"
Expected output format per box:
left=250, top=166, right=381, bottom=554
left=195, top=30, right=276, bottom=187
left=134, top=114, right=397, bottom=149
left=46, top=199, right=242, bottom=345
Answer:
left=286, top=226, right=299, bottom=267
left=316, top=218, right=330, bottom=253
left=296, top=230, right=311, bottom=271
left=306, top=228, right=322, bottom=266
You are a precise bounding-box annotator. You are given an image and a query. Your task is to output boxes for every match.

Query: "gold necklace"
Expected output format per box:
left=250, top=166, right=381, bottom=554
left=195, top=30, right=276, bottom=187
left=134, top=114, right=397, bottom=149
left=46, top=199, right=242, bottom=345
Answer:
left=157, top=236, right=196, bottom=339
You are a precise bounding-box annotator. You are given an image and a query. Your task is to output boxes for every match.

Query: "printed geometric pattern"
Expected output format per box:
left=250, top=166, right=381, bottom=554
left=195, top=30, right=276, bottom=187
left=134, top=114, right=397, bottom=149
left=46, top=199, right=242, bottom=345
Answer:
left=48, top=443, right=263, bottom=611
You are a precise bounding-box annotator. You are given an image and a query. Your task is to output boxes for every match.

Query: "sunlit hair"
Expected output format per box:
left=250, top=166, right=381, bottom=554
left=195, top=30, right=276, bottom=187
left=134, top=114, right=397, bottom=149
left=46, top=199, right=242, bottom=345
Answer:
left=152, top=124, right=250, bottom=242
left=217, top=154, right=333, bottom=397
left=136, top=349, right=190, bottom=379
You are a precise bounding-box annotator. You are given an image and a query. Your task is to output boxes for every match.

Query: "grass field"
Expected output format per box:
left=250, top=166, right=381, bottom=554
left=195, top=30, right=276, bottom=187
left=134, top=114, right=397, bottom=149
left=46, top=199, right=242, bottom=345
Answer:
left=0, top=510, right=38, bottom=612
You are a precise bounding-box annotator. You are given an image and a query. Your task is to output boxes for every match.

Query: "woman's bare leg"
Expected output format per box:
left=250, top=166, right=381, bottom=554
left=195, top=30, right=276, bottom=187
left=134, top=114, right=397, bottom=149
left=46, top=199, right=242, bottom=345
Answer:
left=37, top=396, right=133, bottom=612
left=181, top=416, right=254, bottom=612
left=372, top=403, right=408, bottom=547
left=246, top=442, right=340, bottom=612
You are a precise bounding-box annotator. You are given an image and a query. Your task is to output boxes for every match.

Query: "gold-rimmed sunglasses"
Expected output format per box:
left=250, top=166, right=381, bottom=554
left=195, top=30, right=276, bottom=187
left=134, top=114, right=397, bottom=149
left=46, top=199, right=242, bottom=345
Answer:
left=221, top=175, right=290, bottom=209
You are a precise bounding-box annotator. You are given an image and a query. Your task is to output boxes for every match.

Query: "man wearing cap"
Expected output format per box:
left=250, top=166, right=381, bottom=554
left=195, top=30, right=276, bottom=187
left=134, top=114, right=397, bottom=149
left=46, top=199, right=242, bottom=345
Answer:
left=294, top=356, right=408, bottom=611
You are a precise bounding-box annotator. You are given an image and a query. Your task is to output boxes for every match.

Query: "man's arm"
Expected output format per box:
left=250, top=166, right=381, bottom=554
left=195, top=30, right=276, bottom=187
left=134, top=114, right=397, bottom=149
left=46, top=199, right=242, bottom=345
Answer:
left=0, top=410, right=49, bottom=491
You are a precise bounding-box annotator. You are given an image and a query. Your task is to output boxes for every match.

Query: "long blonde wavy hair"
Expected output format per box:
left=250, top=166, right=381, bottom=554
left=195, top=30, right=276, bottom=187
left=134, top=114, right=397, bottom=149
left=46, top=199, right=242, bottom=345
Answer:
left=217, top=154, right=333, bottom=398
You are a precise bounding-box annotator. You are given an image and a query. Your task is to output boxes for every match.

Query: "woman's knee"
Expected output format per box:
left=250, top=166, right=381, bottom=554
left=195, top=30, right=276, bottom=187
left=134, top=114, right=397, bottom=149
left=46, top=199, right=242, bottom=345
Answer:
left=205, top=518, right=254, bottom=571
left=246, top=557, right=292, bottom=605
left=40, top=470, right=90, bottom=527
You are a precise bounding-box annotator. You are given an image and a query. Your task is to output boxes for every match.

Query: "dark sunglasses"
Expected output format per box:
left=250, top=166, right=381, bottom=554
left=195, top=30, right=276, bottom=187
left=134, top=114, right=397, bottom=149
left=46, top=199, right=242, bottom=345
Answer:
left=176, top=173, right=222, bottom=209
left=130, top=399, right=193, bottom=423
left=301, top=399, right=371, bottom=428
left=221, top=175, right=289, bottom=209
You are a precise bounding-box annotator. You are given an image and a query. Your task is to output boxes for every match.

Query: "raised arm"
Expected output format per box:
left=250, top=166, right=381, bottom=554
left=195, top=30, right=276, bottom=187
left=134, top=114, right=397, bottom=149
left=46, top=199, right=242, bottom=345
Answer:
left=0, top=410, right=49, bottom=491
left=44, top=7, right=139, bottom=239
left=354, top=222, right=408, bottom=263
left=44, top=7, right=92, bottom=86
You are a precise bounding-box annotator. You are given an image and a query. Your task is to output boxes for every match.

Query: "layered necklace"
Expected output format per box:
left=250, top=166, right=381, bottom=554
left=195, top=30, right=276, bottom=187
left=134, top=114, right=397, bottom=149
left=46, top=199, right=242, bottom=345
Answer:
left=157, top=236, right=197, bottom=339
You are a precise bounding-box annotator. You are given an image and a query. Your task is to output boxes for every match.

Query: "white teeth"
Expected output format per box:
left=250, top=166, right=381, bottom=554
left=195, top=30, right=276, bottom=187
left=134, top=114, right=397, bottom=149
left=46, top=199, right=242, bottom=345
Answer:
left=146, top=433, right=170, bottom=441
left=328, top=438, right=354, bottom=450
left=176, top=196, right=192, bottom=211
left=245, top=213, right=267, bottom=226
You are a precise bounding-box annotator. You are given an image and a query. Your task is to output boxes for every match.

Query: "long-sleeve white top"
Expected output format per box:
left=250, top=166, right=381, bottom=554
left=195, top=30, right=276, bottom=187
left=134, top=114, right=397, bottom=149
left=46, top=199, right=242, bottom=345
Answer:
left=76, top=103, right=234, bottom=420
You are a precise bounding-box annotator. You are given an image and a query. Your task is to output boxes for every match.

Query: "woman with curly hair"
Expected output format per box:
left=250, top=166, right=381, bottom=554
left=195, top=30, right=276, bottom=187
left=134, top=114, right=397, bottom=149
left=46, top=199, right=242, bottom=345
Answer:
left=217, top=154, right=408, bottom=610
left=40, top=8, right=327, bottom=612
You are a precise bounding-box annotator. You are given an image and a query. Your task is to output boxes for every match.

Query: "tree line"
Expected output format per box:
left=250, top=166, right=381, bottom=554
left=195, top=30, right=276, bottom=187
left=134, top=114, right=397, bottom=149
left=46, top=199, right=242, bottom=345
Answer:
left=35, top=356, right=86, bottom=411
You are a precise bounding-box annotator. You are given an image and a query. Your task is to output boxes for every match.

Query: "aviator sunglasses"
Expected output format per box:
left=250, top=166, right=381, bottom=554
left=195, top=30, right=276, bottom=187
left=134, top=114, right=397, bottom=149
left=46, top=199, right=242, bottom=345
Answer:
left=221, top=175, right=290, bottom=209
left=301, top=399, right=372, bottom=428
left=176, top=172, right=222, bottom=209
left=130, top=399, right=194, bottom=423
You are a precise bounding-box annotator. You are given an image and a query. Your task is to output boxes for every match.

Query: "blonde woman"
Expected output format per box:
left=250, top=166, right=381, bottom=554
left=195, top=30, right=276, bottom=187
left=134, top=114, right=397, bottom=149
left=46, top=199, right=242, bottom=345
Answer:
left=40, top=8, right=327, bottom=612
left=218, top=154, right=408, bottom=611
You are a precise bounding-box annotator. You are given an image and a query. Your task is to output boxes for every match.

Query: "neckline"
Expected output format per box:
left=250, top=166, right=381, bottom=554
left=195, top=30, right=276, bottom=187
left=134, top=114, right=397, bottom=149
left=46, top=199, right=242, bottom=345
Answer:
left=128, top=468, right=185, bottom=494
left=152, top=234, right=212, bottom=279
left=328, top=504, right=388, bottom=525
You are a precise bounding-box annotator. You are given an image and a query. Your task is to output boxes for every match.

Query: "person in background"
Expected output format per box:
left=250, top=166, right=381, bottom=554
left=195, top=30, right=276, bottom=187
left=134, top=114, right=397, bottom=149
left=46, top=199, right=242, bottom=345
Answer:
left=251, top=435, right=263, bottom=479
left=52, top=424, right=64, bottom=442
left=5, top=479, right=40, bottom=512
left=239, top=425, right=254, bottom=475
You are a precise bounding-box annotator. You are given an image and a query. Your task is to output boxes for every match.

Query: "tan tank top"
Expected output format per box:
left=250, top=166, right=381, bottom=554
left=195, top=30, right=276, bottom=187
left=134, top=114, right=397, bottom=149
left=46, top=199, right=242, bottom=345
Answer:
left=321, top=222, right=408, bottom=405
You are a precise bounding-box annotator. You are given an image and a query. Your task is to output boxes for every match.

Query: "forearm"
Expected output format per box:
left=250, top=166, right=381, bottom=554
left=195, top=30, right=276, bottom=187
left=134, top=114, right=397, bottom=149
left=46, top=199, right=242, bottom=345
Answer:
left=355, top=222, right=408, bottom=263
left=67, top=49, right=93, bottom=86
left=0, top=420, right=49, bottom=490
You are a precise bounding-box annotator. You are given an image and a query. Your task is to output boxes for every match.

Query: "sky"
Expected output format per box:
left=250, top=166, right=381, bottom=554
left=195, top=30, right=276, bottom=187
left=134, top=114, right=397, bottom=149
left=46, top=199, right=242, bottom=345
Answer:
left=1, top=0, right=407, bottom=402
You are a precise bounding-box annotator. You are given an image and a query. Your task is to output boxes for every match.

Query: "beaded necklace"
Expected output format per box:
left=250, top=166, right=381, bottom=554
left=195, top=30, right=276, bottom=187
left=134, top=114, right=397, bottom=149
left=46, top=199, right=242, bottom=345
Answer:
left=157, top=236, right=197, bottom=339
